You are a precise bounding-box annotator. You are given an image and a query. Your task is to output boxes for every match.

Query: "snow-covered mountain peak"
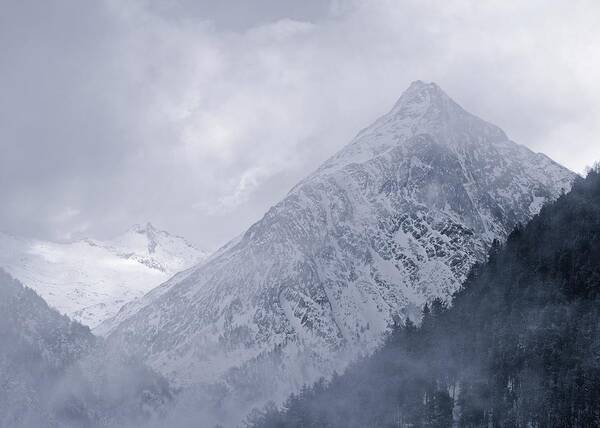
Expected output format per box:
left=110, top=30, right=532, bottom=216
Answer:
left=392, top=80, right=507, bottom=141
left=393, top=80, right=448, bottom=111
left=0, top=225, right=208, bottom=328
left=319, top=81, right=507, bottom=174
left=130, top=221, right=157, bottom=235
left=104, top=83, right=576, bottom=425
left=107, top=223, right=205, bottom=268
left=123, top=222, right=166, bottom=248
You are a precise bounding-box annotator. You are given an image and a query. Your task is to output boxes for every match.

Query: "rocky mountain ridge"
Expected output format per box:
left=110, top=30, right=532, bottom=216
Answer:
left=104, top=81, right=576, bottom=424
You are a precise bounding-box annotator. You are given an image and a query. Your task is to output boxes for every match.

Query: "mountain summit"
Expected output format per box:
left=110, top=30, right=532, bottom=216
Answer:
left=392, top=80, right=460, bottom=115
left=0, top=225, right=207, bottom=328
left=319, top=82, right=509, bottom=176
left=104, top=82, right=575, bottom=424
left=391, top=80, right=506, bottom=138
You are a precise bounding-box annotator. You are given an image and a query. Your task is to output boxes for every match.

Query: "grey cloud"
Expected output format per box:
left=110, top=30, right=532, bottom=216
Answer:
left=1, top=0, right=599, bottom=249
left=143, top=0, right=332, bottom=30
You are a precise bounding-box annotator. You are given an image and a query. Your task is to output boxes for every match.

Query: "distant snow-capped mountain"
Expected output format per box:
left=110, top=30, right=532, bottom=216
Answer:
left=103, top=81, right=576, bottom=424
left=0, top=223, right=207, bottom=328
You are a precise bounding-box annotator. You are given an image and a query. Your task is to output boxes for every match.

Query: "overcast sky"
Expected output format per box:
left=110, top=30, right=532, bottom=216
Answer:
left=1, top=0, right=599, bottom=250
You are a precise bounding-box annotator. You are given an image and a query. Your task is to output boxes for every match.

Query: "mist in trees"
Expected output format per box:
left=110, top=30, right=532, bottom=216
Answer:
left=246, top=166, right=600, bottom=428
left=3, top=164, right=600, bottom=427
left=0, top=270, right=172, bottom=428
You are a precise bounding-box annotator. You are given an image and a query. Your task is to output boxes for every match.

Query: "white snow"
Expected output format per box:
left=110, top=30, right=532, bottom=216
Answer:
left=0, top=224, right=208, bottom=329
left=102, top=81, right=576, bottom=425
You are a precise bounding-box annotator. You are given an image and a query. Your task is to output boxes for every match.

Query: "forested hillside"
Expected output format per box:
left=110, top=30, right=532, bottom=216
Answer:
left=0, top=270, right=171, bottom=427
left=247, top=166, right=600, bottom=428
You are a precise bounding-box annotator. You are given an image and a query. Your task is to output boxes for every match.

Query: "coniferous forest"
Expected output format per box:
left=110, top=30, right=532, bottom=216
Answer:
left=246, top=167, right=600, bottom=428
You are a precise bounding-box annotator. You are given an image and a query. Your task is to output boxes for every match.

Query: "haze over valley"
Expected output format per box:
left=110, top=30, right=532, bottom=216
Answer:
left=1, top=2, right=599, bottom=427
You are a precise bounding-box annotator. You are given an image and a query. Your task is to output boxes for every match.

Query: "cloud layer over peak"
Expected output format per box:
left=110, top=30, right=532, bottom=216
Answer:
left=1, top=0, right=599, bottom=248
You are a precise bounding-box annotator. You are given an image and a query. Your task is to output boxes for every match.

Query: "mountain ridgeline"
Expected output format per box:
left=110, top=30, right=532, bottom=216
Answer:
left=247, top=167, right=600, bottom=428
left=103, top=81, right=574, bottom=424
left=0, top=223, right=207, bottom=329
left=0, top=80, right=589, bottom=428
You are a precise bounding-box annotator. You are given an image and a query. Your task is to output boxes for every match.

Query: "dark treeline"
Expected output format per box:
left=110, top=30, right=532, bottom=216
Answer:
left=246, top=166, right=600, bottom=428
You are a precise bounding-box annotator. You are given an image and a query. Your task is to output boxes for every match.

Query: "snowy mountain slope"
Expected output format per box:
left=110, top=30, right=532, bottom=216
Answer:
left=96, top=231, right=245, bottom=337
left=105, top=81, right=576, bottom=423
left=0, top=223, right=207, bottom=328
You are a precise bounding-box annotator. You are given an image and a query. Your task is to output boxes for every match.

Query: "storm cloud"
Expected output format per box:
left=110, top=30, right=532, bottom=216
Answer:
left=1, top=0, right=599, bottom=249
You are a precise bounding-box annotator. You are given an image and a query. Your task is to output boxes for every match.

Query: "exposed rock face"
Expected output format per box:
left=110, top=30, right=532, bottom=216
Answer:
left=104, top=81, right=575, bottom=423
